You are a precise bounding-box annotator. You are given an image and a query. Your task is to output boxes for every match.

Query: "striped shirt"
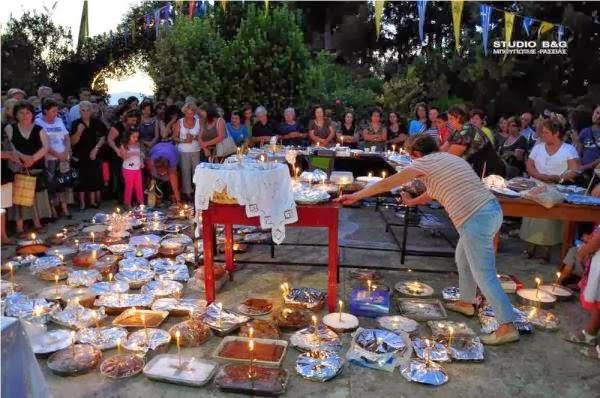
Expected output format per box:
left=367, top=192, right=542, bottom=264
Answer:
left=410, top=152, right=495, bottom=228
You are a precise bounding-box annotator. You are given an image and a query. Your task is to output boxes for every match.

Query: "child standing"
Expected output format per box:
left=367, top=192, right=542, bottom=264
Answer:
left=119, top=129, right=144, bottom=208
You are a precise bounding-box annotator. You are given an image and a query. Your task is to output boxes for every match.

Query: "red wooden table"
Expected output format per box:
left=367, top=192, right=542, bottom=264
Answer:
left=201, top=202, right=340, bottom=312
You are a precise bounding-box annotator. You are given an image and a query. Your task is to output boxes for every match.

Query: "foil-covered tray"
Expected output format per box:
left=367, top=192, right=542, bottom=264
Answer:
left=445, top=336, right=485, bottom=361
left=355, top=328, right=406, bottom=354
left=161, top=233, right=193, bottom=246
left=107, top=243, right=135, bottom=255
left=427, top=320, right=475, bottom=338
left=296, top=350, right=343, bottom=382
left=47, top=344, right=102, bottom=376
left=346, top=327, right=409, bottom=372
left=202, top=303, right=250, bottom=335
left=63, top=288, right=97, bottom=308
left=48, top=246, right=77, bottom=260
left=151, top=298, right=207, bottom=317
left=412, top=337, right=450, bottom=362
left=100, top=354, right=144, bottom=379
left=112, top=308, right=169, bottom=328
left=31, top=255, right=63, bottom=274
left=129, top=234, right=162, bottom=247
left=38, top=285, right=73, bottom=302
left=519, top=306, right=560, bottom=331
left=441, top=287, right=461, bottom=301
left=149, top=259, right=190, bottom=282
left=396, top=298, right=447, bottom=321
left=123, top=246, right=157, bottom=259
left=115, top=269, right=155, bottom=289
left=67, top=269, right=102, bottom=287
left=90, top=281, right=130, bottom=295
left=176, top=251, right=198, bottom=265
left=293, top=188, right=331, bottom=205
left=31, top=329, right=73, bottom=355
left=143, top=354, right=219, bottom=387
left=78, top=242, right=107, bottom=252
left=76, top=326, right=128, bottom=350
left=284, top=287, right=325, bottom=310
left=395, top=281, right=434, bottom=297
left=168, top=320, right=211, bottom=347
left=478, top=304, right=533, bottom=334
left=118, top=257, right=150, bottom=271
left=289, top=325, right=342, bottom=352
left=400, top=359, right=448, bottom=386
left=122, top=328, right=171, bottom=353
left=6, top=254, right=37, bottom=269
left=213, top=336, right=288, bottom=367
left=215, top=364, right=289, bottom=396
left=141, top=280, right=183, bottom=299
left=51, top=302, right=107, bottom=329
left=91, top=213, right=109, bottom=224
left=37, top=266, right=70, bottom=282
left=94, top=293, right=154, bottom=312
left=377, top=315, right=419, bottom=334
left=4, top=293, right=58, bottom=321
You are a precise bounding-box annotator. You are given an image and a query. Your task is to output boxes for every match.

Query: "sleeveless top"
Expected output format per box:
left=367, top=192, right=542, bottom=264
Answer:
left=10, top=123, right=44, bottom=168
left=122, top=144, right=142, bottom=170
left=177, top=118, right=200, bottom=153
left=139, top=118, right=156, bottom=142
left=202, top=119, right=221, bottom=143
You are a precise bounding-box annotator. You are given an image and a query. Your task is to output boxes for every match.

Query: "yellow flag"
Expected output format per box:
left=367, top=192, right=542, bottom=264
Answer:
left=451, top=1, right=464, bottom=53
left=374, top=0, right=385, bottom=38
left=503, top=12, right=514, bottom=60
left=538, top=21, right=554, bottom=39
left=265, top=0, right=269, bottom=14
left=220, top=0, right=227, bottom=12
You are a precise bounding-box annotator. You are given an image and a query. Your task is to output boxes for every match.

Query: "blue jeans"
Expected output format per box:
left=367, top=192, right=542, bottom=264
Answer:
left=456, top=199, right=515, bottom=325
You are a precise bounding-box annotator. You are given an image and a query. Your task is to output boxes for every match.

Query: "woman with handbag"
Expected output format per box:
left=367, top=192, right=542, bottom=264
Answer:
left=5, top=100, right=50, bottom=233
left=35, top=98, right=72, bottom=219
left=200, top=105, right=228, bottom=160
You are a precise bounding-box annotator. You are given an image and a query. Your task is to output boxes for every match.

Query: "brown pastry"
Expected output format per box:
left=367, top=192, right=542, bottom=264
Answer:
left=218, top=341, right=284, bottom=362
left=272, top=306, right=310, bottom=329
left=239, top=320, right=280, bottom=339
left=93, top=254, right=118, bottom=276
left=158, top=244, right=184, bottom=257
left=72, top=250, right=106, bottom=268
left=100, top=355, right=144, bottom=379
left=242, top=298, right=273, bottom=314
left=16, top=244, right=48, bottom=256
left=168, top=320, right=211, bottom=347
left=38, top=266, right=70, bottom=281
left=47, top=344, right=102, bottom=376
left=112, top=309, right=168, bottom=328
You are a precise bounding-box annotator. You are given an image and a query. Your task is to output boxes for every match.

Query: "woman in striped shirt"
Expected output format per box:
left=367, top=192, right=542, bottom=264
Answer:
left=337, top=133, right=519, bottom=346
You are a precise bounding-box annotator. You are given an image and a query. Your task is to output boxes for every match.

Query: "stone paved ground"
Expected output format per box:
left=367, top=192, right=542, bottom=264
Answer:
left=2, top=204, right=599, bottom=398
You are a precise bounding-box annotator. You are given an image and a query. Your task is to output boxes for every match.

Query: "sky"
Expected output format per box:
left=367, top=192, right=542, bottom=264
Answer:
left=1, top=0, right=155, bottom=103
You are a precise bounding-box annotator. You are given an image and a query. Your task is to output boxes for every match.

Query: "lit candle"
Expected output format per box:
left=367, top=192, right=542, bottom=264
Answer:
left=535, top=277, right=542, bottom=299
left=175, top=330, right=182, bottom=368
left=392, top=145, right=396, bottom=153
left=189, top=309, right=194, bottom=322
left=108, top=272, right=113, bottom=283
left=316, top=142, right=320, bottom=147
left=553, top=272, right=561, bottom=293
left=448, top=326, right=454, bottom=347
left=141, top=314, right=149, bottom=343
left=248, top=327, right=254, bottom=340
left=75, top=239, right=79, bottom=249
left=338, top=300, right=343, bottom=322
left=424, top=338, right=431, bottom=364
left=368, top=172, right=373, bottom=178
left=31, top=232, right=36, bottom=240
left=116, top=337, right=122, bottom=355
left=367, top=279, right=372, bottom=294
left=7, top=262, right=14, bottom=285
left=295, top=167, right=300, bottom=180
left=93, top=311, right=100, bottom=328
left=54, top=274, right=59, bottom=294
left=90, top=232, right=95, bottom=243
left=280, top=282, right=289, bottom=299
left=33, top=305, right=43, bottom=318
left=311, top=315, right=318, bottom=332
left=116, top=207, right=121, bottom=214
left=217, top=302, right=223, bottom=328
left=248, top=339, right=255, bottom=379
left=58, top=254, right=64, bottom=264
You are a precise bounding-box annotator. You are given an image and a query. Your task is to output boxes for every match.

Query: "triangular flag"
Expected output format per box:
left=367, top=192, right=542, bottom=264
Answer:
left=265, top=0, right=269, bottom=14
left=417, top=0, right=428, bottom=44
left=77, top=0, right=89, bottom=52
left=522, top=17, right=534, bottom=36
left=451, top=0, right=464, bottom=53
left=374, top=0, right=385, bottom=38
left=503, top=12, right=515, bottom=61
left=220, top=0, right=227, bottom=12
left=188, top=1, right=195, bottom=19
left=538, top=21, right=554, bottom=39
left=480, top=4, right=492, bottom=56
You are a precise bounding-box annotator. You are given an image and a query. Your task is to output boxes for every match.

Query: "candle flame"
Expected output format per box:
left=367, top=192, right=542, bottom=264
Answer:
left=31, top=233, right=36, bottom=240
left=248, top=339, right=254, bottom=352
left=535, top=277, right=541, bottom=287
left=248, top=327, right=254, bottom=339
left=311, top=315, right=318, bottom=327
left=175, top=330, right=181, bottom=340
left=54, top=274, right=59, bottom=283
left=448, top=326, right=454, bottom=336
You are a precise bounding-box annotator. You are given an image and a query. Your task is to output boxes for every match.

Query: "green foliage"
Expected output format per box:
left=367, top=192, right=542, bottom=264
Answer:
left=147, top=16, right=225, bottom=102
left=379, top=66, right=425, bottom=115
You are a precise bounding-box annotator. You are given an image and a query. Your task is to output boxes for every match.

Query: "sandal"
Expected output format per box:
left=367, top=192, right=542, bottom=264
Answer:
left=563, top=330, right=598, bottom=346
left=579, top=345, right=600, bottom=360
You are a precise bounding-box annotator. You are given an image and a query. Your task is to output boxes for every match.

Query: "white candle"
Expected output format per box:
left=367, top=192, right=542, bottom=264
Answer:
left=175, top=330, right=182, bottom=368
left=338, top=300, right=343, bottom=322
left=535, top=277, right=541, bottom=299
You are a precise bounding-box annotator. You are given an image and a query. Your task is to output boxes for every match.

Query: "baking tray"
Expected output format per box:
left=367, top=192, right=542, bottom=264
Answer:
left=112, top=309, right=169, bottom=328
left=143, top=354, right=219, bottom=387
left=213, top=336, right=288, bottom=368
left=396, top=298, right=447, bottom=321
left=214, top=364, right=289, bottom=396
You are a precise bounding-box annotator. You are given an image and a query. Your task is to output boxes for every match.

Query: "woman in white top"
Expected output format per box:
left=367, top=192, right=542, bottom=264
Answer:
left=35, top=98, right=72, bottom=219
left=173, top=102, right=201, bottom=200
left=520, top=119, right=581, bottom=262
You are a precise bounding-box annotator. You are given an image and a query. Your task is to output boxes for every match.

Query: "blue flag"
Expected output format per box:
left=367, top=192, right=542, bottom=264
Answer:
left=480, top=4, right=492, bottom=55
left=195, top=0, right=204, bottom=17
left=523, top=16, right=534, bottom=36
left=417, top=0, right=428, bottom=44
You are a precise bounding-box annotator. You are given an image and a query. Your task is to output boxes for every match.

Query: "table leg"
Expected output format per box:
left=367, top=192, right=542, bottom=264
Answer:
left=561, top=222, right=576, bottom=260
left=224, top=224, right=235, bottom=279
left=202, top=210, right=216, bottom=304
left=327, top=216, right=339, bottom=313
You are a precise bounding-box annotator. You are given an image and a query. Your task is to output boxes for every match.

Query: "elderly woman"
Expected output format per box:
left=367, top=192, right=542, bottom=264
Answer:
left=147, top=140, right=181, bottom=205
left=279, top=108, right=305, bottom=146
left=70, top=101, right=106, bottom=210
left=308, top=105, right=336, bottom=147
left=251, top=106, right=279, bottom=146
left=521, top=120, right=581, bottom=262
left=337, top=111, right=359, bottom=148
left=5, top=100, right=50, bottom=232
left=337, top=133, right=518, bottom=345
left=498, top=116, right=528, bottom=178
left=361, top=108, right=387, bottom=151
left=35, top=98, right=72, bottom=219
left=226, top=111, right=249, bottom=146
left=173, top=102, right=201, bottom=201
left=199, top=105, right=226, bottom=159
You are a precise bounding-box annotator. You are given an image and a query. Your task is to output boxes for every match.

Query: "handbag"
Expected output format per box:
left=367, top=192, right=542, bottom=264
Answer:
left=215, top=123, right=238, bottom=158
left=56, top=168, right=79, bottom=187
left=12, top=170, right=36, bottom=207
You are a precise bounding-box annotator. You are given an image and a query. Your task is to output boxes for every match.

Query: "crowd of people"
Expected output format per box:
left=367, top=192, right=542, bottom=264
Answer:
left=0, top=85, right=598, bottom=356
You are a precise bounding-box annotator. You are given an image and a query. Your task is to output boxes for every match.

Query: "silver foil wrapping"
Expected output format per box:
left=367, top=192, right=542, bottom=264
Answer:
left=108, top=244, right=135, bottom=255
left=91, top=213, right=109, bottom=223
left=141, top=280, right=183, bottom=298
left=115, top=269, right=155, bottom=288
left=401, top=359, right=448, bottom=386
left=118, top=257, right=150, bottom=271
left=377, top=315, right=418, bottom=334
left=445, top=336, right=485, bottom=361
left=90, top=281, right=130, bottom=295
left=50, top=302, right=107, bottom=329
left=8, top=254, right=38, bottom=269
left=176, top=251, right=197, bottom=265
left=300, top=169, right=327, bottom=183
left=290, top=325, right=342, bottom=352
left=76, top=326, right=128, bottom=350
left=150, top=259, right=190, bottom=282
left=123, top=247, right=157, bottom=259
left=296, top=350, right=344, bottom=382
left=412, top=337, right=450, bottom=362
left=284, top=287, right=325, bottom=309
left=151, top=298, right=206, bottom=315
left=201, top=303, right=249, bottom=333
left=161, top=234, right=193, bottom=246
left=293, top=188, right=330, bottom=204
left=94, top=293, right=154, bottom=308
left=519, top=306, right=560, bottom=331
left=78, top=243, right=106, bottom=252
left=478, top=304, right=533, bottom=334
left=67, top=270, right=102, bottom=287
left=31, top=255, right=63, bottom=274
left=346, top=328, right=406, bottom=372
left=4, top=293, right=58, bottom=321
left=427, top=320, right=475, bottom=338
left=123, top=328, right=171, bottom=353
left=441, top=287, right=460, bottom=301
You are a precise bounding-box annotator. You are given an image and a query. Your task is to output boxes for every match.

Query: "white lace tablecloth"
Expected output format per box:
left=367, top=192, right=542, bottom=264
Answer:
left=193, top=162, right=298, bottom=244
